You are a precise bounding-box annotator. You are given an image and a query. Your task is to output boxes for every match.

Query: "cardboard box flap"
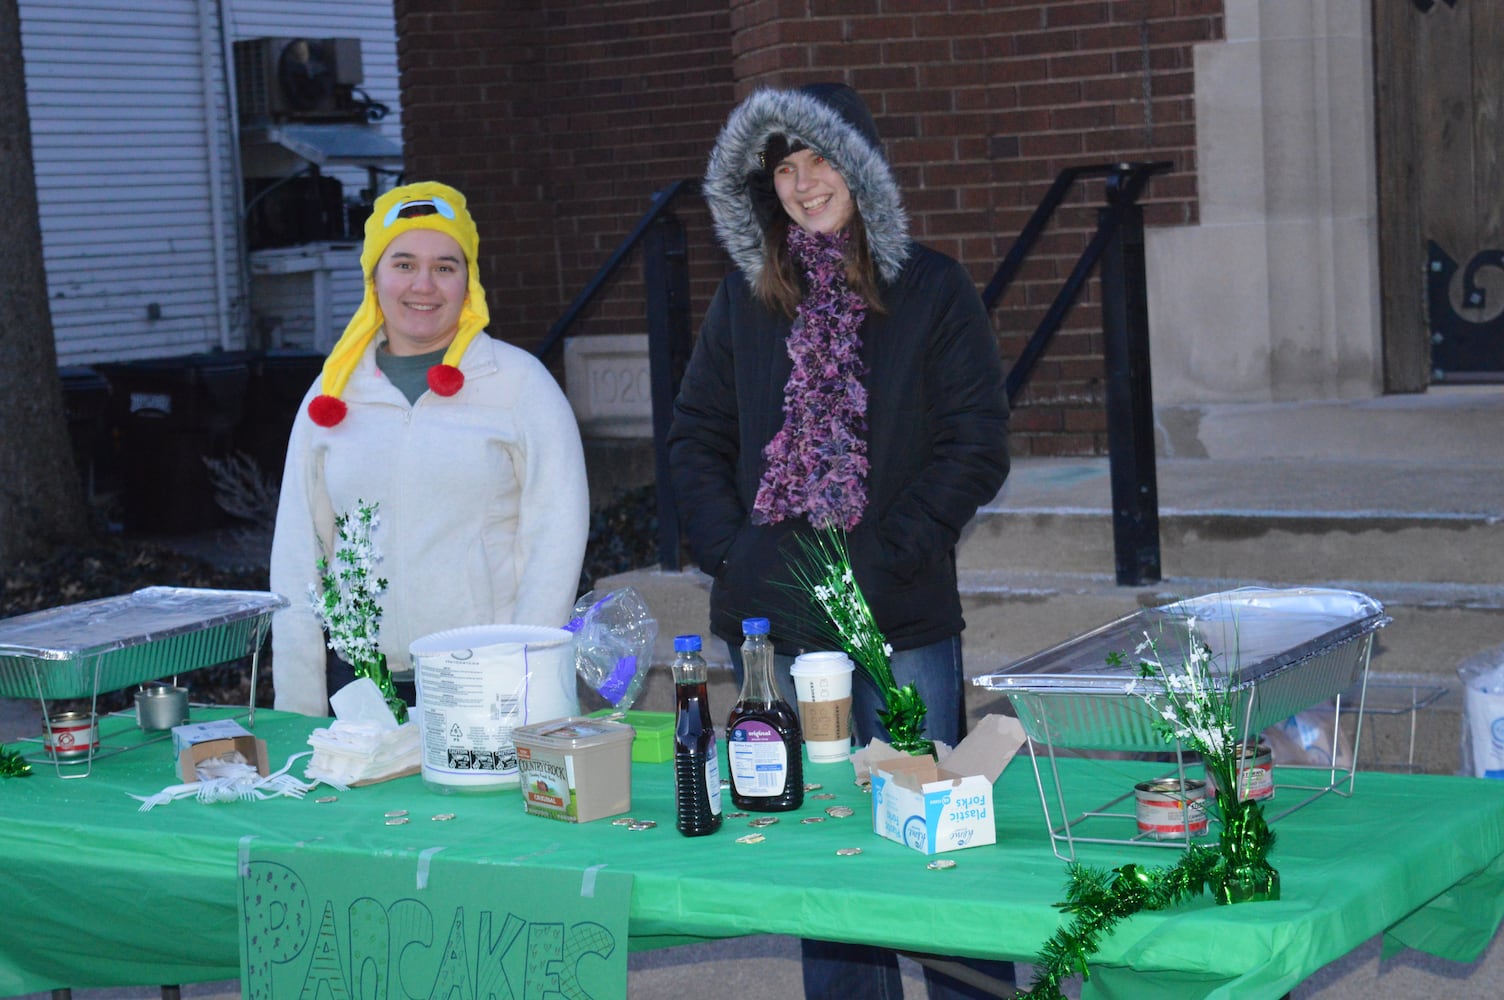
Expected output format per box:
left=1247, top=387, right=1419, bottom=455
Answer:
left=857, top=713, right=1025, bottom=787
left=876, top=754, right=946, bottom=792
left=941, top=714, right=1027, bottom=784
left=178, top=735, right=270, bottom=782
left=171, top=718, right=251, bottom=754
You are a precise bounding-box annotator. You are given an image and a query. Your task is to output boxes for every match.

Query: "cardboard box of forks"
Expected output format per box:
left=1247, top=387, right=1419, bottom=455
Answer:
left=867, top=715, right=1026, bottom=855
left=171, top=719, right=268, bottom=781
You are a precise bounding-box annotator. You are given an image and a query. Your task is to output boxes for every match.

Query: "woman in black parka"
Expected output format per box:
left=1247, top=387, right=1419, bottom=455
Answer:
left=668, top=83, right=1012, bottom=1000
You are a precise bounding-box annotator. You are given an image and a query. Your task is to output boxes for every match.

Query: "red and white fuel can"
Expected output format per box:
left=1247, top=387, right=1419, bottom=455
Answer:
left=1207, top=742, right=1275, bottom=802
left=1134, top=777, right=1209, bottom=840
left=44, top=711, right=99, bottom=759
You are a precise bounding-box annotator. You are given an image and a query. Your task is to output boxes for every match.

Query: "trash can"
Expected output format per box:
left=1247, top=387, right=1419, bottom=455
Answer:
left=96, top=353, right=253, bottom=534
left=57, top=366, right=112, bottom=502
left=238, top=348, right=325, bottom=481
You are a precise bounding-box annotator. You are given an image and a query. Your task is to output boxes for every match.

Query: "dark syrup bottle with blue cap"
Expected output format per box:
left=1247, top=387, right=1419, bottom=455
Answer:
left=672, top=634, right=723, bottom=836
left=725, top=617, right=804, bottom=812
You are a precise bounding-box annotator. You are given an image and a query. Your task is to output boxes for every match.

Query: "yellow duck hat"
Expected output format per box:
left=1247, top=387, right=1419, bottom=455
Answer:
left=307, top=180, right=490, bottom=427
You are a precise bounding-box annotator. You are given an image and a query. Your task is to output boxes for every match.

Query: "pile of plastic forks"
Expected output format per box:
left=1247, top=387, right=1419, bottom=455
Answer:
left=130, top=750, right=319, bottom=812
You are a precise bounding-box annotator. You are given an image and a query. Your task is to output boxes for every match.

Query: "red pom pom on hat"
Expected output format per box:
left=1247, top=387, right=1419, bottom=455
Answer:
left=427, top=364, right=465, bottom=397
left=307, top=395, right=348, bottom=427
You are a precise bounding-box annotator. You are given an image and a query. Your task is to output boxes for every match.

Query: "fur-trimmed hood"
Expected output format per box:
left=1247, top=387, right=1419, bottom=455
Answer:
left=703, top=85, right=910, bottom=285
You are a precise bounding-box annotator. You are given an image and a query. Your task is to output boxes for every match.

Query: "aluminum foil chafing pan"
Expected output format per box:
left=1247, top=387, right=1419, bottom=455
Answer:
left=0, top=587, right=288, bottom=700
left=973, top=587, right=1390, bottom=752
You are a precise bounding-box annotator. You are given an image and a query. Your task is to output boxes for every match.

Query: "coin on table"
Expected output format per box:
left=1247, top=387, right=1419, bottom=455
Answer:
left=385, top=817, right=409, bottom=826
left=804, top=782, right=823, bottom=791
left=835, top=847, right=863, bottom=856
left=628, top=820, right=658, bottom=831
left=384, top=809, right=409, bottom=819
left=800, top=816, right=825, bottom=825
left=611, top=817, right=636, bottom=827
left=927, top=859, right=958, bottom=871
left=431, top=813, right=456, bottom=822
left=315, top=796, right=338, bottom=804
left=735, top=833, right=766, bottom=845
left=810, top=792, right=837, bottom=800
left=748, top=816, right=780, bottom=828
left=825, top=805, right=855, bottom=819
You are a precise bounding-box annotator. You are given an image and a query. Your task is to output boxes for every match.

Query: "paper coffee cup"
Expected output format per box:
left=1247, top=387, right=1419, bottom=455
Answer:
left=790, top=651, right=855, bottom=763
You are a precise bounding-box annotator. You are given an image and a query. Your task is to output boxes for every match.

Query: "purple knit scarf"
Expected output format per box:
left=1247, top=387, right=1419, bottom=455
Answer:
left=751, top=226, right=870, bottom=530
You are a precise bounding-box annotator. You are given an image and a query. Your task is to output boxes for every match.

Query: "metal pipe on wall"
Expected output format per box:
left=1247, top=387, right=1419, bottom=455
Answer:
left=197, top=0, right=239, bottom=351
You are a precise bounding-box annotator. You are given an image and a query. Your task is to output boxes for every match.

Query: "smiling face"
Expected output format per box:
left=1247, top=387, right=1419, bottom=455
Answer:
left=772, top=148, right=855, bottom=235
left=373, top=229, right=469, bottom=356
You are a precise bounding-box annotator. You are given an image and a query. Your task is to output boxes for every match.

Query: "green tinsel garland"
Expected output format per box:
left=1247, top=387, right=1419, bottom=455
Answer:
left=1016, top=616, right=1283, bottom=996
left=785, top=528, right=936, bottom=756
left=1, top=744, right=33, bottom=778
left=1019, top=846, right=1223, bottom=1000
left=878, top=682, right=933, bottom=756
left=357, top=652, right=408, bottom=725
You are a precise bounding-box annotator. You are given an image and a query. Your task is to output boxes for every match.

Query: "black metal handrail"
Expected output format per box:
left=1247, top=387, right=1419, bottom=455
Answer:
left=536, top=178, right=700, bottom=570
left=533, top=178, right=701, bottom=365
left=985, top=160, right=1172, bottom=584
left=545, top=163, right=1169, bottom=584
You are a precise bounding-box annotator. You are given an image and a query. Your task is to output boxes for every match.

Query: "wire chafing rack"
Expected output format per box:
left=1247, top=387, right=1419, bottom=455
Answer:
left=0, top=587, right=287, bottom=778
left=973, top=587, right=1391, bottom=861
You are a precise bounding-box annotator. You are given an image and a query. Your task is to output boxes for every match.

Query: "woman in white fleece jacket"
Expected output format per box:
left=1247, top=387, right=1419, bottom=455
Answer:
left=269, top=181, right=589, bottom=717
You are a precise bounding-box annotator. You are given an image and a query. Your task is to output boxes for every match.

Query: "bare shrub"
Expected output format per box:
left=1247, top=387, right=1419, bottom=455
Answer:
left=203, top=451, right=279, bottom=528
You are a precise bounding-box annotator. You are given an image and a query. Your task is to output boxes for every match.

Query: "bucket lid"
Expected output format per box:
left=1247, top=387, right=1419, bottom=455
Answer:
left=513, top=716, right=635, bottom=750
left=409, top=624, right=573, bottom=657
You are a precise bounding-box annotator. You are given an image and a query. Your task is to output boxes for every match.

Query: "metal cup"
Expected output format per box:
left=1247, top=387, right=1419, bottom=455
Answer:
left=136, top=684, right=190, bottom=731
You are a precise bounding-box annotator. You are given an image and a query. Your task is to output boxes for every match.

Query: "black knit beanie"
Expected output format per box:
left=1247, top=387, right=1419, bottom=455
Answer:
left=797, top=82, right=881, bottom=150
left=748, top=82, right=883, bottom=233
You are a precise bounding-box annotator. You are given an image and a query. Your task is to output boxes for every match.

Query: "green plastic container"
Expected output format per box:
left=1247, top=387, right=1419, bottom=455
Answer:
left=589, top=709, right=674, bottom=763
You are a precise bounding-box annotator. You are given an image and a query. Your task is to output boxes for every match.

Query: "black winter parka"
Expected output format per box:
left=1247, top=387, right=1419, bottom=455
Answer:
left=667, top=241, right=1010, bottom=655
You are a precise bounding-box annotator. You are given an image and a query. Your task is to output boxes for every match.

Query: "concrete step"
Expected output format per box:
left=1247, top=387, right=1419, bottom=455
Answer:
left=1156, top=386, right=1504, bottom=463
left=962, top=507, right=1504, bottom=585
left=969, top=456, right=1504, bottom=584
left=957, top=569, right=1504, bottom=775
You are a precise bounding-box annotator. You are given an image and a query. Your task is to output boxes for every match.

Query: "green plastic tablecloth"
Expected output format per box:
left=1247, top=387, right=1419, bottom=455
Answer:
left=3, top=710, right=1502, bottom=998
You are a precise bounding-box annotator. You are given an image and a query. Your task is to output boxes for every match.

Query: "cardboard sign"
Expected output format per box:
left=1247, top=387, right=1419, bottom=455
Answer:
left=239, top=842, right=632, bottom=999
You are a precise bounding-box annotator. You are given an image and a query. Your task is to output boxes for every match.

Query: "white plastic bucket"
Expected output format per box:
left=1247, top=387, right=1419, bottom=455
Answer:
left=410, top=624, right=579, bottom=793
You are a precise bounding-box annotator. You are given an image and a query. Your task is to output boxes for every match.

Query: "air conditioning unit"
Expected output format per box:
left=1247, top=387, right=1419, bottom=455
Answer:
left=234, top=37, right=365, bottom=123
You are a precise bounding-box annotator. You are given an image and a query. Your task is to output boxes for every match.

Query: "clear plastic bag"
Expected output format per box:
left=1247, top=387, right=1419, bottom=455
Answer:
left=1458, top=644, right=1504, bottom=779
left=1261, top=701, right=1354, bottom=770
left=563, top=587, right=658, bottom=713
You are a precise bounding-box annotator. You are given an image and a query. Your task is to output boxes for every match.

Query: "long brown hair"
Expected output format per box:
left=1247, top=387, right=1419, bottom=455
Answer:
left=754, top=211, right=886, bottom=320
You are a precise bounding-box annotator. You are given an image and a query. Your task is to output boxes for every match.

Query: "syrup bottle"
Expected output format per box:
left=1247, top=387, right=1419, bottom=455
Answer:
left=672, top=634, right=723, bottom=837
left=725, top=617, right=803, bottom=811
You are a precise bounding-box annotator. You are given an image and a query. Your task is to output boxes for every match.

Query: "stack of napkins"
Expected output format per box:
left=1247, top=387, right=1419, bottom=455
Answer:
left=305, top=679, right=420, bottom=786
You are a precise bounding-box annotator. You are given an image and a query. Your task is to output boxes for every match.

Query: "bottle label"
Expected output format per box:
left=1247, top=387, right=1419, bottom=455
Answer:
left=728, top=721, right=788, bottom=796
left=705, top=753, right=723, bottom=815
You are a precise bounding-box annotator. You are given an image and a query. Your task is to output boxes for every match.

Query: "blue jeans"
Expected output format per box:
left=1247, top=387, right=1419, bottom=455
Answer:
left=724, top=635, right=1015, bottom=1000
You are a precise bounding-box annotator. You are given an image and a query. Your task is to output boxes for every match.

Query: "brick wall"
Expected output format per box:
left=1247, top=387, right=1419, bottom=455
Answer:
left=394, top=0, right=1224, bottom=455
left=393, top=0, right=733, bottom=363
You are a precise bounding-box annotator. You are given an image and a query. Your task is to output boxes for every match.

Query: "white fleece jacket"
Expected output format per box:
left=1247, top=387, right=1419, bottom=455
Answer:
left=269, top=332, right=589, bottom=717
